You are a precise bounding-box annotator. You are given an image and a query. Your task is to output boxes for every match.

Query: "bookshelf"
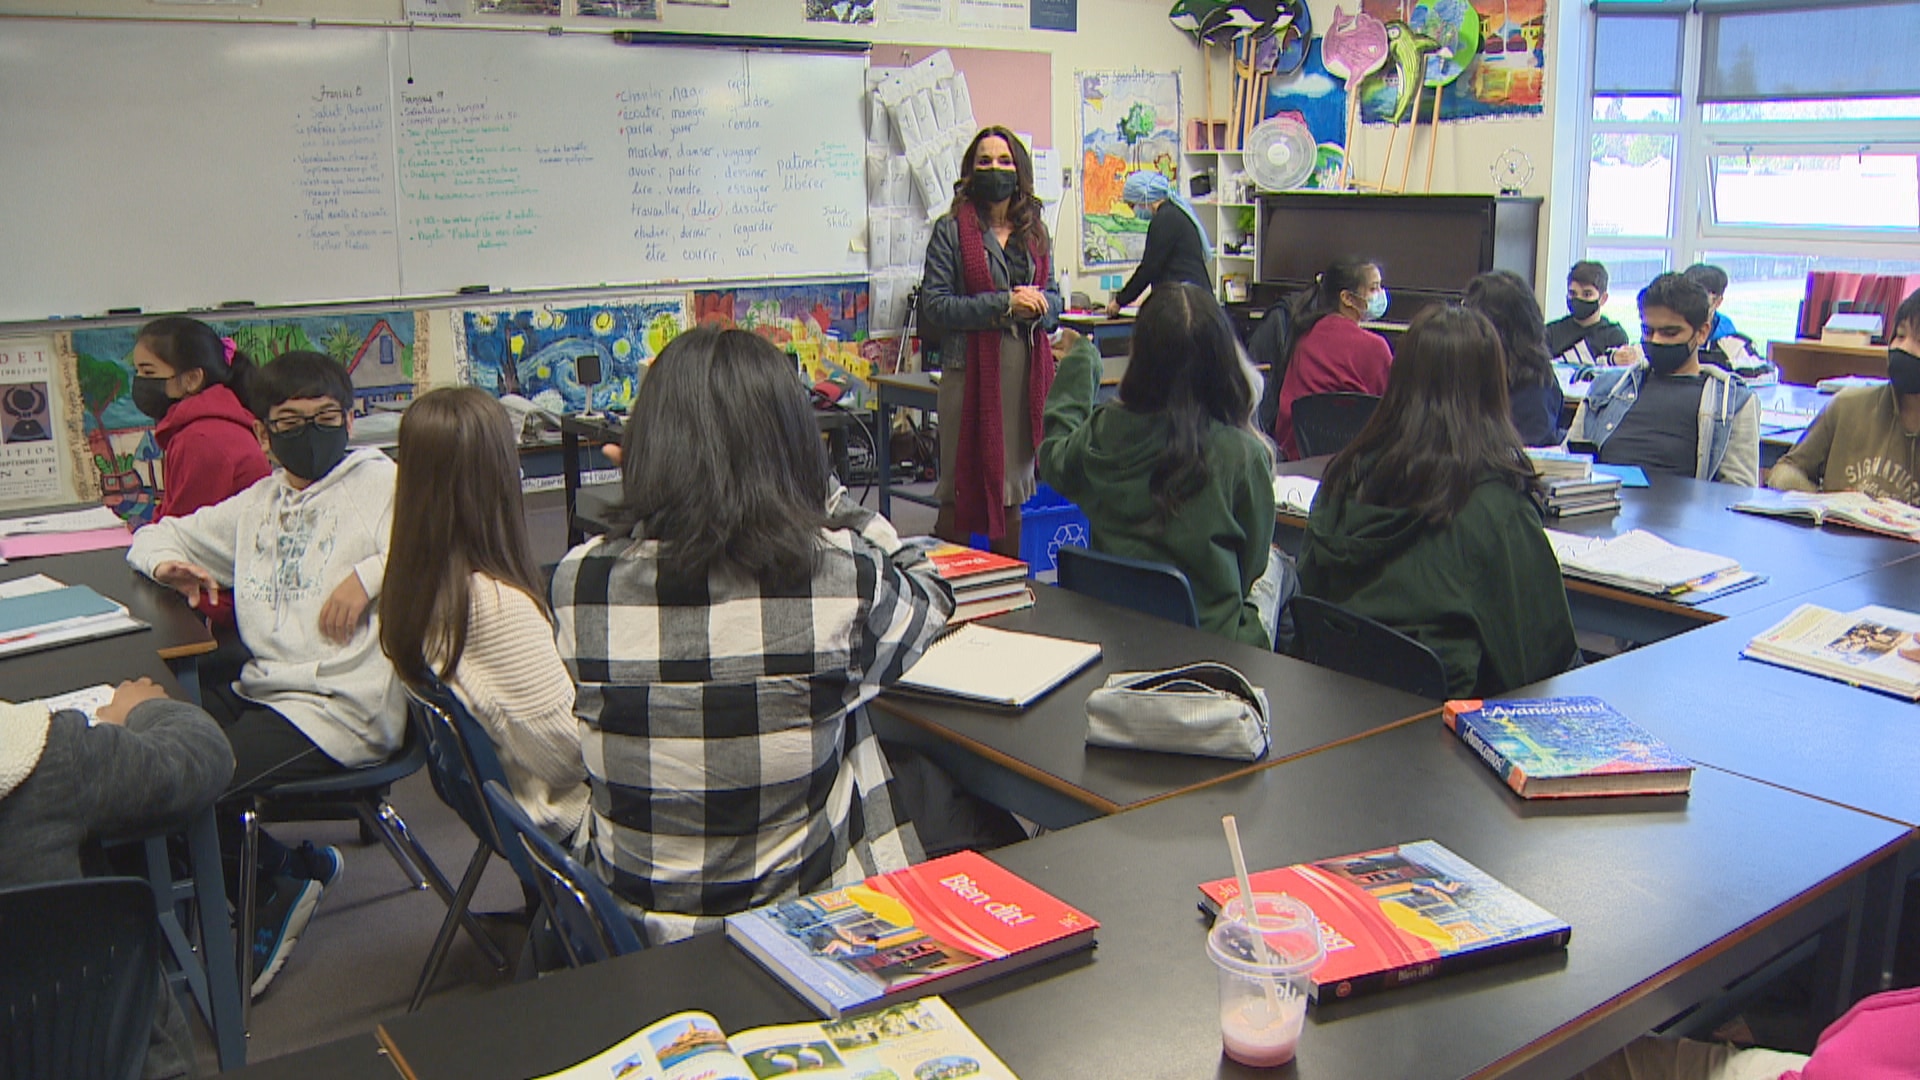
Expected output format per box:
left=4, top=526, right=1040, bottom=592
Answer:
left=1183, top=149, right=1262, bottom=304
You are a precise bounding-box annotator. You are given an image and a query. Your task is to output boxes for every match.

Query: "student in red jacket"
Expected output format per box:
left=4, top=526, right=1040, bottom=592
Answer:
left=131, top=317, right=271, bottom=520
left=1272, top=257, right=1394, bottom=459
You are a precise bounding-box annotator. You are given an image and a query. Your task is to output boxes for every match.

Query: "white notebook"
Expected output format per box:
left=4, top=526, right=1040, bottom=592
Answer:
left=897, top=625, right=1103, bottom=709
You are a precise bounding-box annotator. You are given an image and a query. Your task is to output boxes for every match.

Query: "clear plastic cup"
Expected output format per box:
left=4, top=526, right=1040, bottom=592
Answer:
left=1207, top=893, right=1324, bottom=1068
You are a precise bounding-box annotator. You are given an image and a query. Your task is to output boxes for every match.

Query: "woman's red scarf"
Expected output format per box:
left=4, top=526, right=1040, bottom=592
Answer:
left=952, top=200, right=1052, bottom=540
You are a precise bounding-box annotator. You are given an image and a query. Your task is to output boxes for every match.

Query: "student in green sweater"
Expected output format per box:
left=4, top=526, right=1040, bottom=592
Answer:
left=1299, top=305, right=1578, bottom=697
left=1039, top=283, right=1281, bottom=647
left=1770, top=289, right=1920, bottom=504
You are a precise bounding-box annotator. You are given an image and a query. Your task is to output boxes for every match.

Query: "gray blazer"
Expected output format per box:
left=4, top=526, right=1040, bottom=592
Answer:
left=918, top=212, right=1063, bottom=372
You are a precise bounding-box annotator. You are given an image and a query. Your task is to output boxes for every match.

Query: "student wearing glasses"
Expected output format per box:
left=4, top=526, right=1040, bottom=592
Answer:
left=129, top=352, right=403, bottom=1000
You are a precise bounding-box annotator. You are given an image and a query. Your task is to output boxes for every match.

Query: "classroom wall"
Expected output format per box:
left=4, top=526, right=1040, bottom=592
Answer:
left=1, top=0, right=1562, bottom=390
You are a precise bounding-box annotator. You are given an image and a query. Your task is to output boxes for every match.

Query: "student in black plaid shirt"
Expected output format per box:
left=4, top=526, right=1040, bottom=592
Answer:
left=552, top=327, right=957, bottom=944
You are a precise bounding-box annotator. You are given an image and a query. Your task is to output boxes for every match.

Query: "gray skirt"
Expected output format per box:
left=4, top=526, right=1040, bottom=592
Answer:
left=936, top=330, right=1038, bottom=510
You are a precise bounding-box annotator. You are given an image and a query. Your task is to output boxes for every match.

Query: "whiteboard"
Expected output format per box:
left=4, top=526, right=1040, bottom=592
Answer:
left=0, top=20, right=869, bottom=323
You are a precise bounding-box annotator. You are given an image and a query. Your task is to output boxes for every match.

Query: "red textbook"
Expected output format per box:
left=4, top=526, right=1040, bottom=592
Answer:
left=726, top=851, right=1098, bottom=1018
left=1199, top=840, right=1570, bottom=1002
left=926, top=544, right=1029, bottom=588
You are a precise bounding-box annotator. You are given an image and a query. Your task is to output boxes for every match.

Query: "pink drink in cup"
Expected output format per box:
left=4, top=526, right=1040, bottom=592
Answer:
left=1207, top=893, right=1324, bottom=1068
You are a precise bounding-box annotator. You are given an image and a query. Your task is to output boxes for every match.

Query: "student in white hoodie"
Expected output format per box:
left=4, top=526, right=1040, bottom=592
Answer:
left=128, top=350, right=403, bottom=998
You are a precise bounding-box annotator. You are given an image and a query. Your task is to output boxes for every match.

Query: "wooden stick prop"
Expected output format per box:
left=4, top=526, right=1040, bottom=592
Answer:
left=1422, top=86, right=1441, bottom=193
left=1204, top=42, right=1217, bottom=148
left=1397, top=80, right=1423, bottom=193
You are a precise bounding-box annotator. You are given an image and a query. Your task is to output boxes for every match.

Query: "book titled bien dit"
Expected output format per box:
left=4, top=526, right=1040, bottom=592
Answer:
left=1442, top=696, right=1694, bottom=799
left=726, top=850, right=1097, bottom=1019
left=1199, top=840, right=1570, bottom=1003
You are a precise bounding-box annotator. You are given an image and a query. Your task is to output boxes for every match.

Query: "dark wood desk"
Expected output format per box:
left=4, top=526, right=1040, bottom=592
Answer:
left=871, top=586, right=1436, bottom=828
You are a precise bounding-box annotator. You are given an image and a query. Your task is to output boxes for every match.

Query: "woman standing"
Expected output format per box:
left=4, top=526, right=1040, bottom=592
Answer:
left=920, top=126, right=1063, bottom=553
left=1104, top=171, right=1213, bottom=315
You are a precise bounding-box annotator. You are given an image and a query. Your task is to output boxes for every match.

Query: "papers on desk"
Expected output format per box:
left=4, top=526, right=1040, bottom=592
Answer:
left=1745, top=603, right=1920, bottom=700
left=0, top=574, right=147, bottom=659
left=1273, top=475, right=1319, bottom=517
left=0, top=507, right=132, bottom=563
left=1544, top=529, right=1755, bottom=601
left=1817, top=375, right=1886, bottom=394
left=0, top=507, right=123, bottom=535
left=897, top=624, right=1101, bottom=709
left=30, top=683, right=115, bottom=724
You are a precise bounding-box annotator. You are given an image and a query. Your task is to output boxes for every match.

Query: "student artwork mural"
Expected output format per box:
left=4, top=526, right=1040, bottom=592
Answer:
left=1079, top=71, right=1182, bottom=267
left=691, top=282, right=877, bottom=409
left=1356, top=0, right=1545, bottom=122
left=60, top=312, right=419, bottom=526
left=455, top=296, right=686, bottom=415
left=1260, top=40, right=1353, bottom=189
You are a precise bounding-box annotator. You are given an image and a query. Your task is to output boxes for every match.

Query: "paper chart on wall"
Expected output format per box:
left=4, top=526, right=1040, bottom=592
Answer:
left=883, top=0, right=950, bottom=22
left=0, top=338, right=86, bottom=511
left=955, top=0, right=1025, bottom=30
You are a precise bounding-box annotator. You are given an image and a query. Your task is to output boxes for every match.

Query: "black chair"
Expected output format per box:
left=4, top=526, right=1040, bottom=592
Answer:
left=482, top=781, right=644, bottom=967
left=1055, top=545, right=1200, bottom=629
left=1291, top=393, right=1381, bottom=459
left=236, top=724, right=477, bottom=1026
left=404, top=677, right=539, bottom=1011
left=0, top=877, right=159, bottom=1080
left=1246, top=300, right=1295, bottom=436
left=1288, top=595, right=1449, bottom=699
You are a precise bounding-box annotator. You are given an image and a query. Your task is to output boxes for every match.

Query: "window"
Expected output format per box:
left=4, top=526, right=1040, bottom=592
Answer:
left=1699, top=252, right=1920, bottom=349
left=1708, top=150, right=1920, bottom=231
left=1590, top=133, right=1676, bottom=238
left=1581, top=246, right=1669, bottom=327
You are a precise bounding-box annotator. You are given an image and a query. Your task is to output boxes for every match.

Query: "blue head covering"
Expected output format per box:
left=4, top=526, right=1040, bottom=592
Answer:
left=1121, top=170, right=1207, bottom=239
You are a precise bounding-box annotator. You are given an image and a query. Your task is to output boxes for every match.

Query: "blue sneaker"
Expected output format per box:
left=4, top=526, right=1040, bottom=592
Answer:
left=250, top=875, right=323, bottom=999
left=300, top=842, right=345, bottom=888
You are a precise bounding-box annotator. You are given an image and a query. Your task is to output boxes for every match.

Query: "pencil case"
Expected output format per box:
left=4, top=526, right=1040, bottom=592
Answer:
left=1085, top=662, right=1270, bottom=761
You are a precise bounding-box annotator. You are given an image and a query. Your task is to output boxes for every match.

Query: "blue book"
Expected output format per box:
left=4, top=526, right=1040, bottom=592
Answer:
left=0, top=585, right=123, bottom=637
left=1442, top=696, right=1693, bottom=799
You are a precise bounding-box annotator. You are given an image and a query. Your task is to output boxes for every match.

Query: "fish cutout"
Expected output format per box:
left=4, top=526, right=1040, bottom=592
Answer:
left=1323, top=4, right=1389, bottom=82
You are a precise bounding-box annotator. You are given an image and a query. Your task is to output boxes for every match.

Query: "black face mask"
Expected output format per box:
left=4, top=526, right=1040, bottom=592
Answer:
left=1643, top=340, right=1695, bottom=376
left=131, top=376, right=178, bottom=422
left=1888, top=348, right=1920, bottom=396
left=971, top=168, right=1019, bottom=203
left=269, top=422, right=350, bottom=482
left=1567, top=297, right=1601, bottom=321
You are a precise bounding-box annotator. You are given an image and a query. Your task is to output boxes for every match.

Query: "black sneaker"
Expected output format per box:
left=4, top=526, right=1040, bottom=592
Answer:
left=250, top=874, right=323, bottom=999
left=299, top=842, right=345, bottom=888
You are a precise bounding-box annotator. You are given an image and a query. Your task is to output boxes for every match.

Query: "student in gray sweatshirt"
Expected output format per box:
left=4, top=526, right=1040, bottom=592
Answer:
left=0, top=681, right=235, bottom=1079
left=128, top=351, right=403, bottom=997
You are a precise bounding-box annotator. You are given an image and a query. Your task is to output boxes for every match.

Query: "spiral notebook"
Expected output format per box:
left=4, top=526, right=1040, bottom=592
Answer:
left=896, top=625, right=1102, bottom=710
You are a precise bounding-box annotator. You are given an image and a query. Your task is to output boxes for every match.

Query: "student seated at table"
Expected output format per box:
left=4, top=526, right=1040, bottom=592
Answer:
left=128, top=352, right=404, bottom=998
left=1297, top=305, right=1578, bottom=698
left=379, top=387, right=588, bottom=844
left=1039, top=284, right=1282, bottom=648
left=1546, top=260, right=1630, bottom=365
left=1465, top=269, right=1563, bottom=447
left=1574, top=986, right=1920, bottom=1080
left=1769, top=289, right=1920, bottom=504
left=1567, top=273, right=1761, bottom=487
left=1683, top=263, right=1743, bottom=346
left=130, top=316, right=271, bottom=522
left=550, top=327, right=956, bottom=945
left=1272, top=256, right=1395, bottom=460
left=0, top=679, right=234, bottom=1080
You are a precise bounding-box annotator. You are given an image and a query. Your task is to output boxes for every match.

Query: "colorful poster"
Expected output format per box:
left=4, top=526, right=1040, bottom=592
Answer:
left=456, top=296, right=686, bottom=415
left=691, top=282, right=876, bottom=409
left=1262, top=41, right=1351, bottom=189
left=1357, top=0, right=1545, bottom=123
left=64, top=312, right=419, bottom=526
left=0, top=338, right=85, bottom=510
left=806, top=0, right=875, bottom=23
left=1078, top=71, right=1181, bottom=267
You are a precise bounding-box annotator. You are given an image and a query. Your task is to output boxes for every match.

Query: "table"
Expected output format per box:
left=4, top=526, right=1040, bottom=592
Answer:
left=870, top=586, right=1436, bottom=829
left=1771, top=339, right=1889, bottom=387
left=364, top=720, right=1909, bottom=1080
left=220, top=1035, right=387, bottom=1079
left=1273, top=458, right=1917, bottom=644
left=560, top=409, right=862, bottom=547
left=1057, top=310, right=1136, bottom=357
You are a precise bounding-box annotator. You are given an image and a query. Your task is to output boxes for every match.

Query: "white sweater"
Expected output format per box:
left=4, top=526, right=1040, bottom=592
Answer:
left=128, top=449, right=404, bottom=768
left=442, top=576, right=588, bottom=841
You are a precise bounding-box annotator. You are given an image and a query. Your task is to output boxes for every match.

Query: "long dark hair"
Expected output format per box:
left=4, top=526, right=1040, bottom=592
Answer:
left=1119, top=283, right=1266, bottom=518
left=951, top=126, right=1049, bottom=253
left=136, top=316, right=255, bottom=404
left=609, top=327, right=829, bottom=586
left=1463, top=270, right=1554, bottom=389
left=1282, top=257, right=1377, bottom=371
left=380, top=387, right=548, bottom=689
left=1321, top=305, right=1537, bottom=526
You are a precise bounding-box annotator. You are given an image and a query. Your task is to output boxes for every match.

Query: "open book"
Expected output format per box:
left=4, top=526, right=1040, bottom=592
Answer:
left=896, top=624, right=1101, bottom=709
left=1731, top=490, right=1920, bottom=542
left=1543, top=529, right=1746, bottom=597
left=531, top=997, right=1018, bottom=1080
left=1744, top=603, right=1920, bottom=700
left=1272, top=475, right=1319, bottom=517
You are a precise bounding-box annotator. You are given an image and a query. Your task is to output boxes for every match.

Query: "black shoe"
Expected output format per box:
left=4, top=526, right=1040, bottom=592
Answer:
left=250, top=874, right=323, bottom=999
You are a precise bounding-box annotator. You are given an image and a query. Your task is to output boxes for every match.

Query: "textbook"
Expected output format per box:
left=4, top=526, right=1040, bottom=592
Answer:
left=1543, top=529, right=1741, bottom=595
left=0, top=576, right=146, bottom=660
left=525, top=996, right=1020, bottom=1080
left=896, top=624, right=1102, bottom=709
left=1442, top=696, right=1693, bottom=798
left=925, top=543, right=1029, bottom=589
left=1743, top=603, right=1920, bottom=700
left=1273, top=475, right=1320, bottom=517
left=1526, top=447, right=1594, bottom=482
left=1730, top=490, right=1920, bottom=543
left=726, top=851, right=1098, bottom=1019
left=1198, top=840, right=1571, bottom=1003
left=951, top=586, right=1036, bottom=625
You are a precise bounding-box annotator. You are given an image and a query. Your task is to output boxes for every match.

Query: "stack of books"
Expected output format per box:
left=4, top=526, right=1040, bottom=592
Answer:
left=1527, top=450, right=1622, bottom=518
left=924, top=543, right=1035, bottom=623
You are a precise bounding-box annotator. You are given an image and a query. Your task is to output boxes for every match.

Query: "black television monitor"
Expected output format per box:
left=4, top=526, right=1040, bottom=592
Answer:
left=1257, top=193, right=1539, bottom=300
